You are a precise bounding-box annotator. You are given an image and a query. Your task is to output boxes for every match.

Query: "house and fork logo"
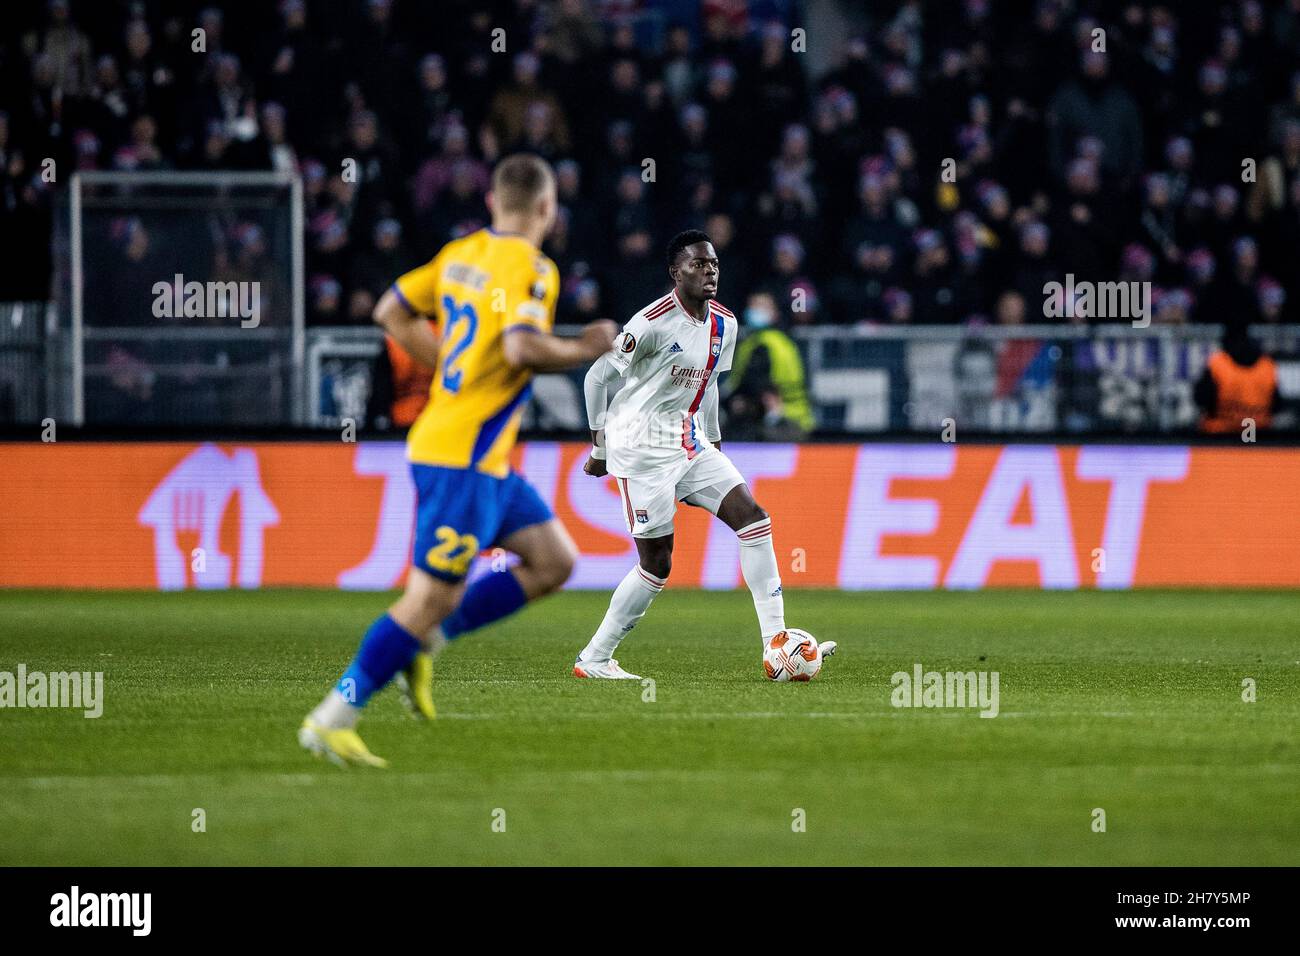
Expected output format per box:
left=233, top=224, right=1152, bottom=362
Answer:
left=137, top=444, right=280, bottom=589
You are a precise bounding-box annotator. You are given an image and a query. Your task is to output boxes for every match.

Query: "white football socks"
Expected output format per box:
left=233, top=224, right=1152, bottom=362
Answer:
left=580, top=520, right=783, bottom=660
left=579, top=565, right=666, bottom=662
left=737, top=517, right=786, bottom=642
left=310, top=688, right=360, bottom=730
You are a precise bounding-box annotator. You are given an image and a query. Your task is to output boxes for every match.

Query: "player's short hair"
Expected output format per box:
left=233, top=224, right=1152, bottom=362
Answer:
left=667, top=229, right=713, bottom=269
left=491, top=154, right=555, bottom=213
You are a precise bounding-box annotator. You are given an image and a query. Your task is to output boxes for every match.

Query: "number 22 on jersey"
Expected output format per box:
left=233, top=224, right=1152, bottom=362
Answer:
left=439, top=294, right=478, bottom=394
left=425, top=525, right=480, bottom=576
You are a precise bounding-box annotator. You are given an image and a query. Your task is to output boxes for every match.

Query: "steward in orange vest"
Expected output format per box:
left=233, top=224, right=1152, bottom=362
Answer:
left=1194, top=330, right=1278, bottom=434
left=367, top=334, right=434, bottom=430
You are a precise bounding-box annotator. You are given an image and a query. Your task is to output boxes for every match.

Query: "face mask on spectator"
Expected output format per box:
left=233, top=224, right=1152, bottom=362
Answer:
left=745, top=306, right=776, bottom=329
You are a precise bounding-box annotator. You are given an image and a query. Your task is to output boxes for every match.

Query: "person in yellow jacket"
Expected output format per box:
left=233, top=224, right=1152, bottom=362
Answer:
left=726, top=291, right=815, bottom=439
left=1194, top=327, right=1279, bottom=434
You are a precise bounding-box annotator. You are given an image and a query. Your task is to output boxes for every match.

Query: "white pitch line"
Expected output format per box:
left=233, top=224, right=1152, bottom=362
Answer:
left=9, top=769, right=794, bottom=788
left=430, top=709, right=1149, bottom=720
left=12, top=762, right=1298, bottom=792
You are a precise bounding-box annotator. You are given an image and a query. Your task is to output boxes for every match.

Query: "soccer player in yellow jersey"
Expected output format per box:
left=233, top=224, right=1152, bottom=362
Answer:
left=300, top=155, right=616, bottom=767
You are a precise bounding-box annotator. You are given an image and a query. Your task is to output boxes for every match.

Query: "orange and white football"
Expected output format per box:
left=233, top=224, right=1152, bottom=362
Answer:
left=762, top=629, right=822, bottom=682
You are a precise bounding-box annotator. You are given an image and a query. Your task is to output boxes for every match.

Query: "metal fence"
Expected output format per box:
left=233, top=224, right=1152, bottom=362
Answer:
left=10, top=166, right=1298, bottom=435
left=13, top=311, right=1300, bottom=434
left=303, top=322, right=1300, bottom=436
left=0, top=302, right=57, bottom=425
left=305, top=325, right=589, bottom=433
left=798, top=323, right=1300, bottom=435
left=51, top=171, right=303, bottom=426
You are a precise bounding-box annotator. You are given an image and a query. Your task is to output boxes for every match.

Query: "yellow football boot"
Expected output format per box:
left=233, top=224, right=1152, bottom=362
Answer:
left=395, top=651, right=436, bottom=720
left=298, top=719, right=388, bottom=768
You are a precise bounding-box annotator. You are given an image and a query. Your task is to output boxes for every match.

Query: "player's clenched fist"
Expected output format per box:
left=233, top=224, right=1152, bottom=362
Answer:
left=583, top=454, right=607, bottom=477
left=580, top=319, right=619, bottom=358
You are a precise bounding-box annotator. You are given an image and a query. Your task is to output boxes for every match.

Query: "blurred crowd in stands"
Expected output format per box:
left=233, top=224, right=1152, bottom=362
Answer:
left=3, top=0, right=1300, bottom=329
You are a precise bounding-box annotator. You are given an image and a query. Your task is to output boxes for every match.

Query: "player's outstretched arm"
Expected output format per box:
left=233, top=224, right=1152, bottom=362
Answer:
left=373, top=288, right=441, bottom=369
left=504, top=320, right=617, bottom=373
left=583, top=354, right=621, bottom=477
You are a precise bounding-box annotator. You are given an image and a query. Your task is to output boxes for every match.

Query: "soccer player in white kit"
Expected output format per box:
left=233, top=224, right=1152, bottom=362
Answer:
left=575, top=230, right=836, bottom=678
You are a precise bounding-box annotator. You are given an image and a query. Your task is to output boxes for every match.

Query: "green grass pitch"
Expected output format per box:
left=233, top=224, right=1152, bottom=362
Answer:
left=1, top=588, right=1297, bottom=866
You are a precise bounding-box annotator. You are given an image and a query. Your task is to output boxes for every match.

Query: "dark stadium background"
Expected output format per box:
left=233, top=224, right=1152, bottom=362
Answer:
left=2, top=0, right=1299, bottom=437
left=2, top=0, right=1299, bottom=880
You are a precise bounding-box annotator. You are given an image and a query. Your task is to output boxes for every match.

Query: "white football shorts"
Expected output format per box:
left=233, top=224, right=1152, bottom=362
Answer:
left=612, top=446, right=745, bottom=538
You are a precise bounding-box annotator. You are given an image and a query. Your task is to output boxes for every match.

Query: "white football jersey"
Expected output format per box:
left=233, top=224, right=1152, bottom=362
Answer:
left=603, top=290, right=738, bottom=476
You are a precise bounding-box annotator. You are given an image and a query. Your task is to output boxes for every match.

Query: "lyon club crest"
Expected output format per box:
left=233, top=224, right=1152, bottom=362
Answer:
left=710, top=335, right=722, bottom=356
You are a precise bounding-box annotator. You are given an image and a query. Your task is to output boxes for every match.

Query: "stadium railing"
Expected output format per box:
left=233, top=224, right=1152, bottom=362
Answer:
left=50, top=170, right=304, bottom=427
left=12, top=157, right=1298, bottom=437
left=0, top=302, right=57, bottom=425
left=306, top=322, right=1300, bottom=436
left=9, top=309, right=1298, bottom=435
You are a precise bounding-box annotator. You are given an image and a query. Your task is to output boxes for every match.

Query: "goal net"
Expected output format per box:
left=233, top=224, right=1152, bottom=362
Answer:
left=54, top=171, right=303, bottom=426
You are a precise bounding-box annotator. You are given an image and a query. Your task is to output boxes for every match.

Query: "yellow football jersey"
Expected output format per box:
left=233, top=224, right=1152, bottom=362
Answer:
left=392, top=228, right=559, bottom=477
